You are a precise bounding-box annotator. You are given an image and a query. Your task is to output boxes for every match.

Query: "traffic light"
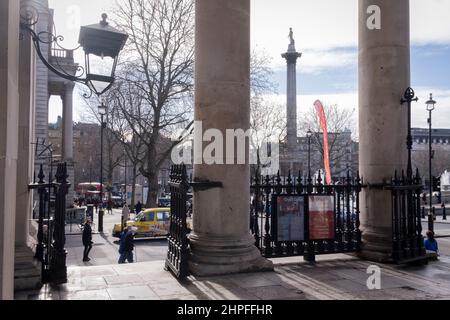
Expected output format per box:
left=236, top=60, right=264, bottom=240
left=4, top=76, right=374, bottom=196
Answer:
left=432, top=176, right=441, bottom=192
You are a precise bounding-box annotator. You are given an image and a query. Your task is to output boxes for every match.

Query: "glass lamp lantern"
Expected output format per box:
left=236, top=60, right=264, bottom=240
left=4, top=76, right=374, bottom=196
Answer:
left=426, top=93, right=436, bottom=112
left=78, top=14, right=128, bottom=96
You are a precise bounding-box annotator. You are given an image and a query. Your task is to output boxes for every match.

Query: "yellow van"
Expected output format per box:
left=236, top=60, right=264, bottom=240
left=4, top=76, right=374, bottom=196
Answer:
left=112, top=208, right=170, bottom=238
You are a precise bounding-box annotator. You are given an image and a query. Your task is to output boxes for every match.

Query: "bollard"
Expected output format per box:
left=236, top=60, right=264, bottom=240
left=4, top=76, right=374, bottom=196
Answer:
left=443, top=205, right=447, bottom=221
left=428, top=207, right=434, bottom=232
left=422, top=206, right=425, bottom=219
left=98, top=209, right=104, bottom=233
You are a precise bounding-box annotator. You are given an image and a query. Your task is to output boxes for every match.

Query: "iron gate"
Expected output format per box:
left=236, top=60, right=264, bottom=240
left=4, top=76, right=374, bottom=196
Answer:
left=250, top=170, right=362, bottom=261
left=166, top=165, right=190, bottom=279
left=29, top=163, right=69, bottom=284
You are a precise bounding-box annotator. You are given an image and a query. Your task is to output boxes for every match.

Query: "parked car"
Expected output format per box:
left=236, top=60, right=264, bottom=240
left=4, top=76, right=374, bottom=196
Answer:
left=112, top=208, right=170, bottom=238
left=112, top=207, right=192, bottom=238
left=158, top=197, right=171, bottom=208
left=111, top=196, right=125, bottom=208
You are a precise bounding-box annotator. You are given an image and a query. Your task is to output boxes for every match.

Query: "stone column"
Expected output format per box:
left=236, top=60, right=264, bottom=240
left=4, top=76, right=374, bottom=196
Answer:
left=282, top=36, right=301, bottom=152
left=0, top=0, right=20, bottom=300
left=62, top=83, right=75, bottom=204
left=62, top=83, right=74, bottom=161
left=15, top=18, right=36, bottom=245
left=33, top=1, right=50, bottom=177
left=190, top=0, right=273, bottom=276
left=358, top=0, right=410, bottom=261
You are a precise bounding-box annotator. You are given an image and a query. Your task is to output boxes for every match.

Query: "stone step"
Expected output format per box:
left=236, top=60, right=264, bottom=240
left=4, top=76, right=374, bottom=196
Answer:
left=14, top=245, right=42, bottom=292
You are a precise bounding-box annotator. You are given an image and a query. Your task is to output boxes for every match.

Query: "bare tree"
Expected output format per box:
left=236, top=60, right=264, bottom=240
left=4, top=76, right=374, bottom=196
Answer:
left=80, top=95, right=125, bottom=204
left=413, top=145, right=450, bottom=180
left=103, top=78, right=147, bottom=210
left=298, top=104, right=356, bottom=177
left=250, top=96, right=286, bottom=174
left=112, top=0, right=195, bottom=207
left=250, top=48, right=277, bottom=97
left=249, top=49, right=285, bottom=174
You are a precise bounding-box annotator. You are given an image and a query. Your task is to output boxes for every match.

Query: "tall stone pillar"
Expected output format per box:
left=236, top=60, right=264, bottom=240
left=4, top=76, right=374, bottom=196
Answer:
left=0, top=0, right=20, bottom=300
left=358, top=0, right=410, bottom=261
left=190, top=0, right=273, bottom=276
left=62, top=83, right=74, bottom=161
left=62, top=83, right=75, bottom=204
left=15, top=18, right=36, bottom=245
left=282, top=30, right=301, bottom=152
left=33, top=1, right=50, bottom=177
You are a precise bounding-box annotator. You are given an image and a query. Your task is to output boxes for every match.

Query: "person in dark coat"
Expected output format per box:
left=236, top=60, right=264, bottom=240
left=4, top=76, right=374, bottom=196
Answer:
left=94, top=199, right=98, bottom=213
left=82, top=218, right=93, bottom=262
left=119, top=226, right=135, bottom=263
left=135, top=201, right=143, bottom=214
left=118, top=228, right=128, bottom=264
left=107, top=199, right=113, bottom=215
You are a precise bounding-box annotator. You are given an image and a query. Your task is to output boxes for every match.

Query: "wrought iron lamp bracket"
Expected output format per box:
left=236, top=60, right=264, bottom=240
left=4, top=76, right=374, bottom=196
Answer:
left=18, top=4, right=110, bottom=99
left=20, top=22, right=95, bottom=98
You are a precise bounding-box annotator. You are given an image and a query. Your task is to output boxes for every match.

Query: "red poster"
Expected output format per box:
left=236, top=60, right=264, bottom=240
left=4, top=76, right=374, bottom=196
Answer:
left=309, top=195, right=335, bottom=240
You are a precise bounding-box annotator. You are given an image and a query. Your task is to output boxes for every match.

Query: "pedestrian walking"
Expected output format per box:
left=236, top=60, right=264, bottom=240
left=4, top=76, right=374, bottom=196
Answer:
left=118, top=226, right=135, bottom=264
left=94, top=199, right=98, bottom=213
left=122, top=204, right=130, bottom=227
left=118, top=227, right=128, bottom=264
left=82, top=218, right=93, bottom=262
left=135, top=201, right=143, bottom=214
left=107, top=199, right=113, bottom=215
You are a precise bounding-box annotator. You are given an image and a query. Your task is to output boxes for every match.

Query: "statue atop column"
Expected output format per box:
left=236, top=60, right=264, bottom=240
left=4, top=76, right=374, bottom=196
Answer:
left=287, top=27, right=297, bottom=52
left=289, top=27, right=294, bottom=46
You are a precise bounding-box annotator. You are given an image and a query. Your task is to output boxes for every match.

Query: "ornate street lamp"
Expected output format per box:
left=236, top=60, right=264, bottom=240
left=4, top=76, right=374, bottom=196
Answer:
left=401, top=87, right=419, bottom=180
left=98, top=103, right=107, bottom=233
left=426, top=93, right=437, bottom=232
left=20, top=8, right=128, bottom=98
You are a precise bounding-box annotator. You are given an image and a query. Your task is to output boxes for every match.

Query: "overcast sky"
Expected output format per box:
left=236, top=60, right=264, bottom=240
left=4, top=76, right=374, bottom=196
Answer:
left=48, top=0, right=450, bottom=130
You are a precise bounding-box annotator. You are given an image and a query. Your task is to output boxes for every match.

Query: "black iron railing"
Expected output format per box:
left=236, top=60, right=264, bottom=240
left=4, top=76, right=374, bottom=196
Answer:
left=388, top=169, right=426, bottom=263
left=251, top=170, right=362, bottom=261
left=29, top=163, right=69, bottom=284
left=166, top=165, right=190, bottom=279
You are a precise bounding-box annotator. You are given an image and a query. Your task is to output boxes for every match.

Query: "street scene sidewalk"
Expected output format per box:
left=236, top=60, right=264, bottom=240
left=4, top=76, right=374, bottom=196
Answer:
left=14, top=254, right=450, bottom=300
left=64, top=209, right=167, bottom=266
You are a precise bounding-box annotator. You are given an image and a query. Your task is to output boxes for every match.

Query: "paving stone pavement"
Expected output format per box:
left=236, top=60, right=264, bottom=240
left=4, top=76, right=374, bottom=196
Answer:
left=14, top=254, right=450, bottom=300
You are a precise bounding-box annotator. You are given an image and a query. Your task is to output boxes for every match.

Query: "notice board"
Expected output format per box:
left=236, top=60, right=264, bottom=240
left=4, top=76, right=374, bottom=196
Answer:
left=308, top=195, right=335, bottom=240
left=272, top=195, right=305, bottom=242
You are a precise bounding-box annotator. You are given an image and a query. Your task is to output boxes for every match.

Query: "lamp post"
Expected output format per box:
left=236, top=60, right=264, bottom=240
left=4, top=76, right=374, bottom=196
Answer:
left=306, top=129, right=313, bottom=178
left=124, top=150, right=127, bottom=195
left=98, top=103, right=107, bottom=233
left=426, top=93, right=436, bottom=232
left=89, top=156, right=93, bottom=184
left=401, top=87, right=419, bottom=180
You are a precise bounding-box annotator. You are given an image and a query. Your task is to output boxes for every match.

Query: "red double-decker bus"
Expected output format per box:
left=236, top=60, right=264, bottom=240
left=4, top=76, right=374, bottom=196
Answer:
left=76, top=183, right=107, bottom=202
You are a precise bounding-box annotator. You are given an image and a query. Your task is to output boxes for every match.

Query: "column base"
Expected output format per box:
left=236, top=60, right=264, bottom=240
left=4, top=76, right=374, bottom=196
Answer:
left=188, top=232, right=274, bottom=277
left=357, top=226, right=394, bottom=263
